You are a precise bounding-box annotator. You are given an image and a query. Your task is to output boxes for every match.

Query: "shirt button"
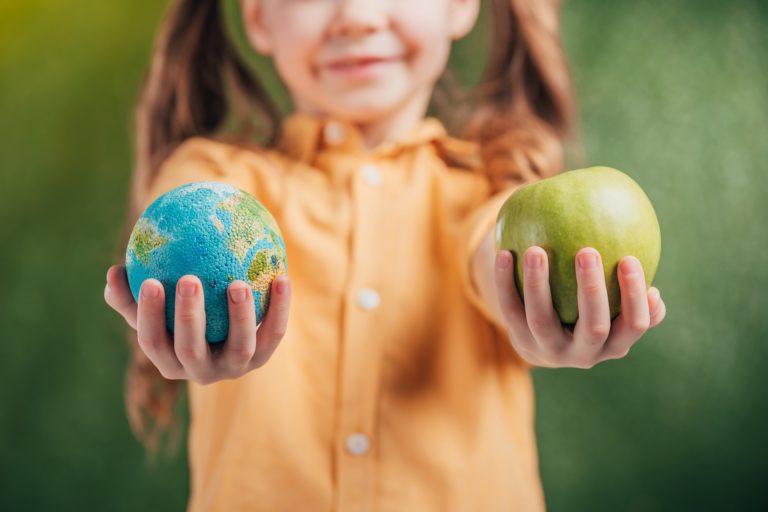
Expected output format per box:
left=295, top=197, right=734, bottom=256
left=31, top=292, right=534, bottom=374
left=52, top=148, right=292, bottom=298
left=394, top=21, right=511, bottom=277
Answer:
left=323, top=121, right=346, bottom=145
left=346, top=433, right=370, bottom=456
left=361, top=164, right=382, bottom=186
left=356, top=288, right=380, bottom=310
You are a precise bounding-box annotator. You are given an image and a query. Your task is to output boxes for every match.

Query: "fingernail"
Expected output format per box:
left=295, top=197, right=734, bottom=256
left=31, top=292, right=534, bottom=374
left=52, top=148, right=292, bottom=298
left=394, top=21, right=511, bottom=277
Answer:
left=525, top=251, right=542, bottom=269
left=496, top=251, right=511, bottom=270
left=229, top=287, right=247, bottom=304
left=620, top=257, right=640, bottom=276
left=275, top=277, right=286, bottom=294
left=142, top=284, right=159, bottom=299
left=578, top=252, right=598, bottom=270
left=178, top=281, right=197, bottom=297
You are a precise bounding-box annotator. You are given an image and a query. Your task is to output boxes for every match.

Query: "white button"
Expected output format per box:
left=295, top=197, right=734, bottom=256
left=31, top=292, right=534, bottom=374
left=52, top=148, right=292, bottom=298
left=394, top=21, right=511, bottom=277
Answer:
left=361, top=164, right=382, bottom=186
left=323, top=121, right=346, bottom=145
left=346, top=433, right=370, bottom=456
left=356, top=288, right=380, bottom=310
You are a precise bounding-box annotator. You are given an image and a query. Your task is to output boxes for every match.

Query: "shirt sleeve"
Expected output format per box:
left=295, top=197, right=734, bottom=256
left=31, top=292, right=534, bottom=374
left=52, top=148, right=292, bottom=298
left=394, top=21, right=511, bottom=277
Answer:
left=456, top=184, right=538, bottom=369
left=457, top=186, right=518, bottom=329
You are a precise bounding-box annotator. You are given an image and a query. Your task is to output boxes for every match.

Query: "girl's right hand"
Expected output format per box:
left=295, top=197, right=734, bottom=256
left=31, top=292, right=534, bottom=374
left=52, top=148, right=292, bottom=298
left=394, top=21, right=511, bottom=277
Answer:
left=104, top=265, right=291, bottom=384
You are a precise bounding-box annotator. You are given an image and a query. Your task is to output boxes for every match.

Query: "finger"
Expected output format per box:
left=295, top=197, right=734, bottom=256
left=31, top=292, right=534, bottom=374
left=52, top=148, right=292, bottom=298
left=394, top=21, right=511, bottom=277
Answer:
left=249, top=276, right=291, bottom=370
left=136, top=279, right=184, bottom=379
left=104, top=265, right=138, bottom=330
left=218, top=281, right=257, bottom=376
left=570, top=249, right=611, bottom=362
left=173, top=275, right=212, bottom=383
left=494, top=250, right=541, bottom=360
left=649, top=288, right=667, bottom=328
left=522, top=246, right=566, bottom=354
left=601, top=256, right=651, bottom=361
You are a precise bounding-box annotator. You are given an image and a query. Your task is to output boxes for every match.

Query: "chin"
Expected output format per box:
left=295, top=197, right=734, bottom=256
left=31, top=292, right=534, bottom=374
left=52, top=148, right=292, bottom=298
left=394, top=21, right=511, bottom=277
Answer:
left=327, top=97, right=411, bottom=123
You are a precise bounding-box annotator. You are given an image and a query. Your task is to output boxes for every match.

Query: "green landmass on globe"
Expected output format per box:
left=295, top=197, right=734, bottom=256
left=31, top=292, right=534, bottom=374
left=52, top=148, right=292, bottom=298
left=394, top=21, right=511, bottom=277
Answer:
left=129, top=218, right=169, bottom=265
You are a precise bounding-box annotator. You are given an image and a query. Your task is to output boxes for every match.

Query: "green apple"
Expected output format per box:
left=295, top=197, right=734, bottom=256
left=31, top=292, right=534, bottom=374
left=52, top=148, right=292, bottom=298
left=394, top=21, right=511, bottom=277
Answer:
left=495, top=166, right=661, bottom=324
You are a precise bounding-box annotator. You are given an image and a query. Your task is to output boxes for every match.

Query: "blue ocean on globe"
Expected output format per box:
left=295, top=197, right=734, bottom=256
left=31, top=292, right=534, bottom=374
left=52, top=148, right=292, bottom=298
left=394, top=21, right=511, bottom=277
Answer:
left=125, top=181, right=287, bottom=343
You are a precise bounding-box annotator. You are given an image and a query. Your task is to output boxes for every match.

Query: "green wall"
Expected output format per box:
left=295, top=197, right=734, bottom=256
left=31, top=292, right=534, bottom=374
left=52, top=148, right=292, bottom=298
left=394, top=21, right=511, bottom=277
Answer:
left=1, top=0, right=765, bottom=510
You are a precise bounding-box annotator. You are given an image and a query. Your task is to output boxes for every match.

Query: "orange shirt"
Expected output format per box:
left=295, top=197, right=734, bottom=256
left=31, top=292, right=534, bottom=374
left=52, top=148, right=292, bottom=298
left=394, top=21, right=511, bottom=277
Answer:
left=144, top=113, right=544, bottom=511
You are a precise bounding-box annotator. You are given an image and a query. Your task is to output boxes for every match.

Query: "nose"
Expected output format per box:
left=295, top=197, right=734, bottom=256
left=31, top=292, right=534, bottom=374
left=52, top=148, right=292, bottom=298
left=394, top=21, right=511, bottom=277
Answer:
left=328, top=0, right=387, bottom=38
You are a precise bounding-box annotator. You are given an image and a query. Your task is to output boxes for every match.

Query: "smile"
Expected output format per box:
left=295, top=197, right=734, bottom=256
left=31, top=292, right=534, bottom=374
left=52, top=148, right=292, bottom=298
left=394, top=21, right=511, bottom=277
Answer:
left=323, top=56, right=402, bottom=79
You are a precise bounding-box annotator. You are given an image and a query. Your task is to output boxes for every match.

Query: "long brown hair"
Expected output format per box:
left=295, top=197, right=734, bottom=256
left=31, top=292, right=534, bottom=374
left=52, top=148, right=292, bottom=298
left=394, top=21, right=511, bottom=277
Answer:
left=122, top=0, right=575, bottom=459
left=456, top=0, right=575, bottom=191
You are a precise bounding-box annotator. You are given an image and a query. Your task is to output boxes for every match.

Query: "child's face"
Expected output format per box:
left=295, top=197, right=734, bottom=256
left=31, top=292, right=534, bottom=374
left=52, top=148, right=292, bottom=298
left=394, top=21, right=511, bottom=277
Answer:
left=242, top=0, right=479, bottom=123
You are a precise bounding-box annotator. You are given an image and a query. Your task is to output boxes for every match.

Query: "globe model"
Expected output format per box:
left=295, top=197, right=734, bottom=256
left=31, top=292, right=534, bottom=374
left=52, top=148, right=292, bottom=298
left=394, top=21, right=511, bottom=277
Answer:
left=125, top=181, right=287, bottom=343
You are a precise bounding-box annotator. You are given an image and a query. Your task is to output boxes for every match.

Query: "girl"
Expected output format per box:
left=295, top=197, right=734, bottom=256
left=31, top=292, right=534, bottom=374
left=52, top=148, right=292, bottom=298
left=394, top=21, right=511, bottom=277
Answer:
left=104, top=0, right=667, bottom=510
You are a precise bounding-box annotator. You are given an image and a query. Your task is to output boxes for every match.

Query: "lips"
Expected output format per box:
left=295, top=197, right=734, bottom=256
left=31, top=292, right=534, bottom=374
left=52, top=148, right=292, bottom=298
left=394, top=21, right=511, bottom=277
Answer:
left=324, top=55, right=399, bottom=70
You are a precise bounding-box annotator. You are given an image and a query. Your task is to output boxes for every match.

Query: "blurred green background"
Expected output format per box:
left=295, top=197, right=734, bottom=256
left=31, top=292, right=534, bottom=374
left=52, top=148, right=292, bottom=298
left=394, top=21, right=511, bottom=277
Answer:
left=1, top=0, right=766, bottom=510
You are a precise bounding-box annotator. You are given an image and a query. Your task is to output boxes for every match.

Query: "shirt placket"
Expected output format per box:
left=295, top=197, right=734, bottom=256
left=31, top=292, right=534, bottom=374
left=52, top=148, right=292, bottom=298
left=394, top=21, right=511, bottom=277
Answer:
left=335, top=153, right=387, bottom=512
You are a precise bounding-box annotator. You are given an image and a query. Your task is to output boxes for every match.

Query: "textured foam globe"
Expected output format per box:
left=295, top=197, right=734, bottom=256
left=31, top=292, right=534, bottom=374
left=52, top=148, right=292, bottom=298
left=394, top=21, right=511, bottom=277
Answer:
left=125, top=181, right=287, bottom=343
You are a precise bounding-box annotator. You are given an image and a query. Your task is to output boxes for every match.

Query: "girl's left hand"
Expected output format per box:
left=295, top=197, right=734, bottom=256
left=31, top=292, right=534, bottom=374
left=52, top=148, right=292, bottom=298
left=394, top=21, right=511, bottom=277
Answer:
left=493, top=246, right=666, bottom=369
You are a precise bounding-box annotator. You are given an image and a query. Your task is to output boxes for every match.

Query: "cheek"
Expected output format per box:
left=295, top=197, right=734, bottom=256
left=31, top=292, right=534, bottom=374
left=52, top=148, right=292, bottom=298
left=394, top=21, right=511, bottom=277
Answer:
left=264, top=4, right=328, bottom=81
left=271, top=33, right=314, bottom=83
left=270, top=30, right=327, bottom=103
left=395, top=10, right=453, bottom=84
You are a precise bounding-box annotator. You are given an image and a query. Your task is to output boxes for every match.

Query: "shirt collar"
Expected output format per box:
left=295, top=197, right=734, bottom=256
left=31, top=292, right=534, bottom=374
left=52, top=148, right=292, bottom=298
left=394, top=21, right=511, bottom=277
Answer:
left=276, top=112, right=463, bottom=164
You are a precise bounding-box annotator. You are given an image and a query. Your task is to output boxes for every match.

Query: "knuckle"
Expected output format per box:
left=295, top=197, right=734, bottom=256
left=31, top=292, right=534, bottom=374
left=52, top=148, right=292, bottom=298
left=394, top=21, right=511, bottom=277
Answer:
left=229, top=359, right=252, bottom=377
left=270, top=325, right=288, bottom=340
left=622, top=273, right=644, bottom=288
left=540, top=346, right=571, bottom=368
left=175, top=343, right=205, bottom=362
left=137, top=331, right=161, bottom=352
left=231, top=308, right=253, bottom=324
left=176, top=308, right=199, bottom=323
left=535, top=345, right=560, bottom=364
left=106, top=289, right=128, bottom=311
left=228, top=344, right=256, bottom=362
left=528, top=315, right=554, bottom=336
left=579, top=279, right=604, bottom=295
left=628, top=317, right=650, bottom=334
left=589, top=323, right=611, bottom=340
left=525, top=275, right=549, bottom=292
left=106, top=295, right=123, bottom=313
